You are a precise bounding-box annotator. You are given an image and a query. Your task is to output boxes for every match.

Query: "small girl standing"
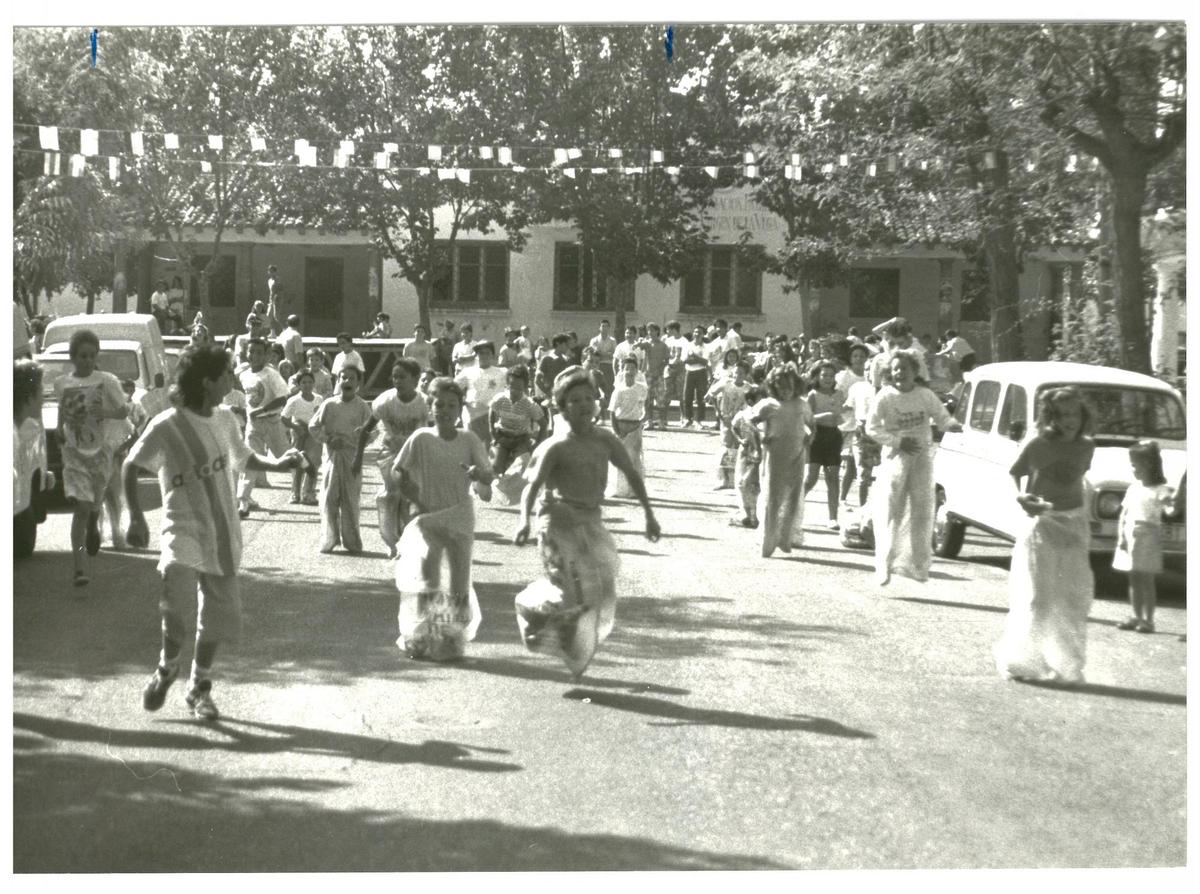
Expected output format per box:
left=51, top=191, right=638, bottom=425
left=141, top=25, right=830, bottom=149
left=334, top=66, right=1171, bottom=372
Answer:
left=994, top=386, right=1096, bottom=684
left=1113, top=440, right=1172, bottom=634
left=281, top=370, right=324, bottom=505
left=803, top=361, right=847, bottom=529
left=729, top=385, right=767, bottom=528
left=705, top=359, right=751, bottom=490
left=750, top=365, right=813, bottom=558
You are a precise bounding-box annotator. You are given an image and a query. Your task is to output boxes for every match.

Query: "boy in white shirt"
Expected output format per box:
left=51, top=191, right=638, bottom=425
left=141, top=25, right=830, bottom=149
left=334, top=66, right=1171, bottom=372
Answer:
left=310, top=366, right=373, bottom=554
left=281, top=370, right=324, bottom=504
left=455, top=341, right=508, bottom=448
left=330, top=332, right=366, bottom=377
left=55, top=330, right=130, bottom=587
left=125, top=345, right=303, bottom=720
left=237, top=338, right=291, bottom=518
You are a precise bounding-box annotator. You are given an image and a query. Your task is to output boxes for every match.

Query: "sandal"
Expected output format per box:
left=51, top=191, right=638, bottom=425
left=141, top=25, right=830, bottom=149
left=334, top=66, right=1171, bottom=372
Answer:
left=1116, top=618, right=1140, bottom=631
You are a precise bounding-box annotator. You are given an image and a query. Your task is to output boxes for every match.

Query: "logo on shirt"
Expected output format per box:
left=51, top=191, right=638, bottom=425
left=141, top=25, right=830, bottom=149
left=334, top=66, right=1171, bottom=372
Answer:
left=170, top=455, right=228, bottom=490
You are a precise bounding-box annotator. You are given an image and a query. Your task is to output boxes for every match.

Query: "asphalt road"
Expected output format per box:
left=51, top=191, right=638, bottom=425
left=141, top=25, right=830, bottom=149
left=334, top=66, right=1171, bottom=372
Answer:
left=11, top=426, right=1190, bottom=875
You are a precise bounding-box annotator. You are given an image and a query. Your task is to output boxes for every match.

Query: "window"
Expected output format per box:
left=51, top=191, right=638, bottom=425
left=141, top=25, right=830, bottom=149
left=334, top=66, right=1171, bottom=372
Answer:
left=553, top=243, right=634, bottom=310
left=997, top=385, right=1028, bottom=441
left=191, top=255, right=236, bottom=308
left=849, top=268, right=900, bottom=318
left=960, top=264, right=991, bottom=323
left=969, top=380, right=1001, bottom=432
left=680, top=246, right=762, bottom=311
left=305, top=257, right=344, bottom=321
left=1064, top=385, right=1186, bottom=441
left=953, top=382, right=972, bottom=426
left=432, top=241, right=509, bottom=307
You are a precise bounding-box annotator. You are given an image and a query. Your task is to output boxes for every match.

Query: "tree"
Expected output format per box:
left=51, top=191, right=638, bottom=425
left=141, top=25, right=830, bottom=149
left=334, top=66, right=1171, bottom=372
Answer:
left=1033, top=23, right=1186, bottom=372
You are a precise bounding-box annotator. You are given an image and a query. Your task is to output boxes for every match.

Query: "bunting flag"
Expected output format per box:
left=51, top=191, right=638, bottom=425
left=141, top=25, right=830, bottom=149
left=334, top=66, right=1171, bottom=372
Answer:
left=743, top=151, right=755, bottom=164
left=822, top=162, right=834, bottom=174
left=334, top=149, right=348, bottom=168
left=498, top=146, right=512, bottom=165
left=38, top=126, right=59, bottom=150
left=455, top=169, right=470, bottom=184
left=651, top=149, right=664, bottom=164
left=794, top=165, right=802, bottom=182
left=744, top=165, right=758, bottom=178
left=624, top=166, right=644, bottom=175
left=886, top=154, right=898, bottom=173
left=511, top=165, right=526, bottom=173
left=1066, top=154, right=1078, bottom=172
left=294, top=138, right=308, bottom=157
left=591, top=167, right=608, bottom=174
left=554, top=148, right=569, bottom=165
left=428, top=145, right=442, bottom=161
left=867, top=163, right=877, bottom=177
left=299, top=146, right=317, bottom=167
left=383, top=142, right=399, bottom=154
left=340, top=139, right=355, bottom=156
left=208, top=135, right=224, bottom=151
left=131, top=131, right=145, bottom=156
left=784, top=164, right=794, bottom=179
left=80, top=128, right=99, bottom=156
left=705, top=166, right=719, bottom=179
left=838, top=153, right=849, bottom=167
left=665, top=166, right=680, bottom=176
left=563, top=168, right=576, bottom=179
left=791, top=153, right=801, bottom=167
left=250, top=136, right=266, bottom=152
left=417, top=167, right=431, bottom=176
left=201, top=160, right=212, bottom=173
left=43, top=152, right=61, bottom=176
left=109, top=157, right=120, bottom=181
left=479, top=146, right=494, bottom=160
left=608, top=148, right=623, bottom=159
left=69, top=153, right=86, bottom=177
left=567, top=148, right=582, bottom=160
left=437, top=167, right=455, bottom=180
left=164, top=133, right=179, bottom=150
left=374, top=152, right=389, bottom=169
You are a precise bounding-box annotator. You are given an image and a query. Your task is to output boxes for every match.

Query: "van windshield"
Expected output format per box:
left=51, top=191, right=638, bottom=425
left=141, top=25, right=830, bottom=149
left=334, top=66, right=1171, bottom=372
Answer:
left=38, top=352, right=141, bottom=398
left=1049, top=385, right=1187, bottom=442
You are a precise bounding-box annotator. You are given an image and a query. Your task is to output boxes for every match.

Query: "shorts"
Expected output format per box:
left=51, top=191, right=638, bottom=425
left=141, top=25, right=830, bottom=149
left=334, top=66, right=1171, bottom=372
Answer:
left=160, top=564, right=243, bottom=642
left=809, top=426, right=843, bottom=467
left=855, top=427, right=881, bottom=471
left=63, top=446, right=115, bottom=505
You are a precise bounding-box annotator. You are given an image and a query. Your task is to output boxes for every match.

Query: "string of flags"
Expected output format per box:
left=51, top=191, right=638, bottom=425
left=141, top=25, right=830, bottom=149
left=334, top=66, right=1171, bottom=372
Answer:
left=19, top=121, right=1105, bottom=183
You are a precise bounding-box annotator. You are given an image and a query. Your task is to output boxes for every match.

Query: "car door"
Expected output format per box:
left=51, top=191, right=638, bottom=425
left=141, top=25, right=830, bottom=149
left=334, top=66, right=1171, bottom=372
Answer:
left=991, top=382, right=1029, bottom=537
left=961, top=378, right=1005, bottom=531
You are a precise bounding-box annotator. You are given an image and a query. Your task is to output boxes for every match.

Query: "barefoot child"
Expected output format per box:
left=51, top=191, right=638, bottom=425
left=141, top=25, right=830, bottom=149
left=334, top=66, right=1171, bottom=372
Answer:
left=355, top=359, right=429, bottom=557
left=392, top=378, right=494, bottom=661
left=125, top=345, right=303, bottom=720
left=309, top=366, right=372, bottom=554
left=993, top=386, right=1095, bottom=683
left=281, top=370, right=323, bottom=505
left=1113, top=440, right=1172, bottom=634
left=513, top=368, right=661, bottom=677
left=55, top=330, right=129, bottom=587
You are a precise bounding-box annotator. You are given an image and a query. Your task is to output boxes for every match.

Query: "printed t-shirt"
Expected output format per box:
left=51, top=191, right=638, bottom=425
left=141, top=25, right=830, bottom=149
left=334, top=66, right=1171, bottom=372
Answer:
left=282, top=392, right=323, bottom=428
left=54, top=370, right=128, bottom=454
left=372, top=389, right=430, bottom=454
left=456, top=364, right=509, bottom=420
left=126, top=406, right=252, bottom=576
left=395, top=428, right=489, bottom=513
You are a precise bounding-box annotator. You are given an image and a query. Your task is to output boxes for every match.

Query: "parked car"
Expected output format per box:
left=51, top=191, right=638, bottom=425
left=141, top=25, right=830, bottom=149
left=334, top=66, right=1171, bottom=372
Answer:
left=933, top=362, right=1186, bottom=567
left=14, top=415, right=54, bottom=558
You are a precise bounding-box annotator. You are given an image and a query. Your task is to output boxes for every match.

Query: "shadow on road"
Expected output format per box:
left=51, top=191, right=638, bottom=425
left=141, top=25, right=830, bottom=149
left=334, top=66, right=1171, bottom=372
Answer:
left=563, top=689, right=875, bottom=738
left=13, top=748, right=783, bottom=872
left=14, top=711, right=522, bottom=770
left=455, top=655, right=691, bottom=695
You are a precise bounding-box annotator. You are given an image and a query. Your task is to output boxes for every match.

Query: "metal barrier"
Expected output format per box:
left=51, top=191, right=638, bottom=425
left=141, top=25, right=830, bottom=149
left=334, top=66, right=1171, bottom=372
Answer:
left=164, top=335, right=412, bottom=400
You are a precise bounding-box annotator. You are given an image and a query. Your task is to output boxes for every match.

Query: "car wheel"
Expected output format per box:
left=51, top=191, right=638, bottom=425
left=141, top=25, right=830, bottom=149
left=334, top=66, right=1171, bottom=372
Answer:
left=14, top=506, right=37, bottom=559
left=933, top=487, right=966, bottom=558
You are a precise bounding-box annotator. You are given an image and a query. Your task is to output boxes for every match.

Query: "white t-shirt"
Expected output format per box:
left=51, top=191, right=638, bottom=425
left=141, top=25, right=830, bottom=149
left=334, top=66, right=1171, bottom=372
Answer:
left=282, top=392, right=323, bottom=427
left=54, top=370, right=128, bottom=455
left=836, top=370, right=867, bottom=431
left=846, top=380, right=877, bottom=426
left=395, top=427, right=490, bottom=513
left=403, top=340, right=436, bottom=370
left=372, top=389, right=430, bottom=454
left=1121, top=482, right=1170, bottom=524
left=451, top=340, right=477, bottom=372
left=239, top=365, right=289, bottom=415
left=865, top=385, right=954, bottom=451
left=455, top=364, right=509, bottom=420
left=609, top=376, right=649, bottom=421
left=331, top=349, right=365, bottom=376
left=126, top=406, right=252, bottom=576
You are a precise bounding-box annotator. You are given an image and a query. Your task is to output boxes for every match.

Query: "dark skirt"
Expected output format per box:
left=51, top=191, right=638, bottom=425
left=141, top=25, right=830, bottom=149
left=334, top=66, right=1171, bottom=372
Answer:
left=810, top=425, right=843, bottom=467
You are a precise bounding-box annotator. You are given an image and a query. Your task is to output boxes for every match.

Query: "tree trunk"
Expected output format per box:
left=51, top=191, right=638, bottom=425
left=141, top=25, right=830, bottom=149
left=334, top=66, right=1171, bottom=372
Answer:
left=416, top=278, right=431, bottom=334
left=983, top=223, right=1024, bottom=362
left=610, top=275, right=627, bottom=333
left=1111, top=168, right=1151, bottom=373
left=85, top=290, right=96, bottom=315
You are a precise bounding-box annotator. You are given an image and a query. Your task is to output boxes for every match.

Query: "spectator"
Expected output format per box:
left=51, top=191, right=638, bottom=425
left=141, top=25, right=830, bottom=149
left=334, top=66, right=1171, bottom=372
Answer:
left=452, top=324, right=477, bottom=374
left=498, top=328, right=525, bottom=368
left=276, top=315, right=304, bottom=369
left=331, top=333, right=365, bottom=377
left=432, top=321, right=457, bottom=375
left=404, top=323, right=436, bottom=371
left=363, top=312, right=393, bottom=339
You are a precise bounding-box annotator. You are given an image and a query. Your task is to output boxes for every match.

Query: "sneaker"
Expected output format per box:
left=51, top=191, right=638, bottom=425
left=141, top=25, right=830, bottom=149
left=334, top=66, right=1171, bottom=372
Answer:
left=827, top=520, right=841, bottom=531
left=86, top=513, right=101, bottom=556
left=142, top=665, right=179, bottom=712
left=185, top=680, right=220, bottom=721
left=1135, top=620, right=1156, bottom=634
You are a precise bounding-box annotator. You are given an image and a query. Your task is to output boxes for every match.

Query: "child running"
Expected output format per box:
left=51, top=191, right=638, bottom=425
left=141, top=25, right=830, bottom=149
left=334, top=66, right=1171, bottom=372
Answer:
left=281, top=370, right=323, bottom=505
left=513, top=368, right=661, bottom=677
left=607, top=356, right=649, bottom=498
left=54, top=330, right=130, bottom=587
left=729, top=385, right=767, bottom=528
left=705, top=359, right=751, bottom=490
left=993, top=386, right=1096, bottom=683
left=803, top=361, right=847, bottom=530
left=124, top=345, right=303, bottom=720
left=836, top=344, right=870, bottom=508
left=393, top=378, right=494, bottom=661
left=749, top=365, right=813, bottom=558
left=1113, top=439, right=1173, bottom=634
left=309, top=366, right=372, bottom=554
left=489, top=365, right=546, bottom=504
left=355, top=359, right=429, bottom=557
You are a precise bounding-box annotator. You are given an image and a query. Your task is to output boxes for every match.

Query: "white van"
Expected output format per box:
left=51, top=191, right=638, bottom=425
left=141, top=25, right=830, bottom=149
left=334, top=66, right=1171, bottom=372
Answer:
left=933, top=362, right=1186, bottom=565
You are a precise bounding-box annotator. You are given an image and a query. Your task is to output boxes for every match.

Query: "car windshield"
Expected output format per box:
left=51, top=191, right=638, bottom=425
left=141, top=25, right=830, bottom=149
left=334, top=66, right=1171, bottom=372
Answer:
left=1051, top=385, right=1187, bottom=441
left=39, top=352, right=141, bottom=398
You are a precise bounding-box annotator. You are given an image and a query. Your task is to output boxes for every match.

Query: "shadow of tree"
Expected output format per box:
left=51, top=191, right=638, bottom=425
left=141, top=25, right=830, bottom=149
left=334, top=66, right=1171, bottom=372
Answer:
left=562, top=689, right=875, bottom=738
left=12, top=749, right=785, bottom=872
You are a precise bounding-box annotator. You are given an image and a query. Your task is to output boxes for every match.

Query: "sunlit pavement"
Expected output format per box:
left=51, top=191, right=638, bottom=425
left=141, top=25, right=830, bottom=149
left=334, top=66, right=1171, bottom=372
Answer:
left=12, top=426, right=1188, bottom=872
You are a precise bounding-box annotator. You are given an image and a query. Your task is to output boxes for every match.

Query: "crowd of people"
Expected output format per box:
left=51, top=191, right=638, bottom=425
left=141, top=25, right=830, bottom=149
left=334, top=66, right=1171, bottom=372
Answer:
left=15, top=302, right=1178, bottom=720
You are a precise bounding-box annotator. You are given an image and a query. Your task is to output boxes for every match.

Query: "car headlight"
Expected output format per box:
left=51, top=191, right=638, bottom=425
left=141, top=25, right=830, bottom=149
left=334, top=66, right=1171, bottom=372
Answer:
left=1095, top=491, right=1124, bottom=519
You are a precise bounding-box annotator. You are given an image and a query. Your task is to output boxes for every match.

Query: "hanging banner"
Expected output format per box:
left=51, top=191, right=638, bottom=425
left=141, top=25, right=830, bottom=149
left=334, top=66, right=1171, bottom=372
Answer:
left=838, top=153, right=849, bottom=167
left=743, top=151, right=755, bottom=164
left=38, top=126, right=59, bottom=150
left=791, top=152, right=801, bottom=167
left=886, top=153, right=898, bottom=173
left=624, top=166, right=644, bottom=175
left=822, top=163, right=834, bottom=174
left=43, top=152, right=61, bottom=176
left=300, top=146, right=317, bottom=167
left=80, top=129, right=99, bottom=156
left=665, top=166, right=680, bottom=176
left=130, top=131, right=145, bottom=156
left=417, top=167, right=431, bottom=176
left=867, top=163, right=877, bottom=177
left=511, top=165, right=526, bottom=173
left=334, top=150, right=348, bottom=169
left=591, top=167, right=608, bottom=175
left=784, top=164, right=794, bottom=180
left=744, top=165, right=758, bottom=178
left=164, top=133, right=179, bottom=150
